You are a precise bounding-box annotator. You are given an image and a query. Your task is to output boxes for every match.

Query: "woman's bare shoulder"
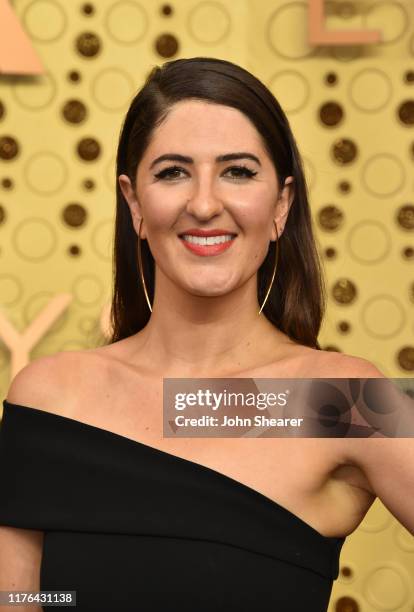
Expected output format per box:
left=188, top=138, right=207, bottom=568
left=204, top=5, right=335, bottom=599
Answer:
left=5, top=349, right=101, bottom=416
left=309, top=349, right=387, bottom=378
left=272, top=342, right=386, bottom=379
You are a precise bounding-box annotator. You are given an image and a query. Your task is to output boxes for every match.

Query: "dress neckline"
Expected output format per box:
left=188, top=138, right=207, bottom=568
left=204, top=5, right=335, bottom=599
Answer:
left=2, top=399, right=346, bottom=544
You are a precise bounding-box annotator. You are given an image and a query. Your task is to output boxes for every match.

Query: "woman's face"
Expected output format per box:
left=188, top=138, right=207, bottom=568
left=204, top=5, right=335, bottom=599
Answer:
left=119, top=99, right=294, bottom=299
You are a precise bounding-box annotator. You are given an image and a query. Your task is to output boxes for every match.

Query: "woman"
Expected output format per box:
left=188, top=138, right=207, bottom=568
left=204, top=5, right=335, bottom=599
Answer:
left=1, top=57, right=412, bottom=612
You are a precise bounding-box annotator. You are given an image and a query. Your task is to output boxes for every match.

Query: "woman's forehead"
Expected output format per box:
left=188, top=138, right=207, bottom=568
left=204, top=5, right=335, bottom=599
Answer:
left=144, top=101, right=265, bottom=156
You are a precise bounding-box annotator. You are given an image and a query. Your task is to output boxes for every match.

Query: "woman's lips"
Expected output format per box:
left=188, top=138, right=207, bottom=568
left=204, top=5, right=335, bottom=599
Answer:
left=179, top=236, right=236, bottom=257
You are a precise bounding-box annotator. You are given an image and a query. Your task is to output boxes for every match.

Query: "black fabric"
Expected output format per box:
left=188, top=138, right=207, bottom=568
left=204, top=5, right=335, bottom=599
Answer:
left=0, top=399, right=346, bottom=612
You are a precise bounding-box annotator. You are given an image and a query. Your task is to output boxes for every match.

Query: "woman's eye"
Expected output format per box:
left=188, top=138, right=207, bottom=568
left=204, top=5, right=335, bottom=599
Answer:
left=154, top=166, right=186, bottom=181
left=225, top=165, right=258, bottom=179
left=153, top=164, right=258, bottom=181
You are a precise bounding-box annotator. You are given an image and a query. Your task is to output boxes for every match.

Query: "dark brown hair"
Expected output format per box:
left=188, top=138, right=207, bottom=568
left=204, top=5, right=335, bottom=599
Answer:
left=107, top=57, right=326, bottom=349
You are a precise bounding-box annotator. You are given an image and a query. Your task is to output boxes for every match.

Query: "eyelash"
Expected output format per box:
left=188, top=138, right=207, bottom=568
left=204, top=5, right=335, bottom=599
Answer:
left=153, top=165, right=258, bottom=181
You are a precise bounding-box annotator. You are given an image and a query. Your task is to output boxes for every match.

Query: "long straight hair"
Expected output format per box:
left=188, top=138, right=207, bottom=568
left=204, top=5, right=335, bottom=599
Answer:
left=107, top=57, right=326, bottom=349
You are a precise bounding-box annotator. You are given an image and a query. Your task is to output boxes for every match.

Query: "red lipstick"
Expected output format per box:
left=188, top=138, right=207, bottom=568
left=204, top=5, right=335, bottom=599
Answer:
left=178, top=229, right=237, bottom=257
left=178, top=228, right=237, bottom=237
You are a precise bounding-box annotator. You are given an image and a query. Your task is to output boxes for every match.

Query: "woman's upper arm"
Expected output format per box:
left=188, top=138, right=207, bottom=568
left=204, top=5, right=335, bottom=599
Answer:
left=331, top=354, right=414, bottom=535
left=0, top=525, right=44, bottom=611
left=1, top=354, right=66, bottom=609
left=346, top=437, right=414, bottom=535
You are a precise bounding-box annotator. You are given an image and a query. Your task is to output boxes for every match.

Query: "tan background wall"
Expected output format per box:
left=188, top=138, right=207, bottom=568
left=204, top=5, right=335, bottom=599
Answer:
left=0, top=0, right=413, bottom=609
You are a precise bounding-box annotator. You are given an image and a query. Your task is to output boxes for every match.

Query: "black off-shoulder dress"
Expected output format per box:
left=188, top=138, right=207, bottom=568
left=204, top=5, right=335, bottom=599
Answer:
left=0, top=399, right=346, bottom=612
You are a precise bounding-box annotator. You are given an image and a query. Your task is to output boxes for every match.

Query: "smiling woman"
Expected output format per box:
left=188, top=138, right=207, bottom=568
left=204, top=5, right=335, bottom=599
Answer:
left=1, top=56, right=410, bottom=612
left=112, top=57, right=324, bottom=352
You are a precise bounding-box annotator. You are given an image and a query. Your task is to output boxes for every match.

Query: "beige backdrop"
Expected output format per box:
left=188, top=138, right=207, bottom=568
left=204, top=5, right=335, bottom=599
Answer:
left=0, top=1, right=413, bottom=610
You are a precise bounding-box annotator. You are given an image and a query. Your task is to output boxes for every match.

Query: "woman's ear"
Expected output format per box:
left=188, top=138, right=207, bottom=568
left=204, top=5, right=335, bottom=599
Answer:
left=272, top=176, right=295, bottom=240
left=118, top=174, right=146, bottom=239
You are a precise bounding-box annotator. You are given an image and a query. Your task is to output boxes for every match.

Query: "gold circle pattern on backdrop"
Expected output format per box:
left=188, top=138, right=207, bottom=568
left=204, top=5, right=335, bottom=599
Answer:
left=396, top=204, right=414, bottom=229
left=11, top=71, right=57, bottom=110
left=267, top=2, right=316, bottom=59
left=361, top=295, right=406, bottom=338
left=361, top=153, right=405, bottom=197
left=90, top=68, right=135, bottom=112
left=269, top=70, right=310, bottom=114
left=154, top=32, right=179, bottom=57
left=187, top=1, right=231, bottom=45
left=317, top=205, right=344, bottom=231
left=23, top=152, right=67, bottom=194
left=13, top=218, right=57, bottom=261
left=104, top=1, right=148, bottom=44
left=75, top=31, right=101, bottom=57
left=348, top=68, right=392, bottom=112
left=0, top=275, right=24, bottom=306
left=363, top=564, right=409, bottom=610
left=22, top=0, right=67, bottom=43
left=346, top=220, right=391, bottom=264
left=363, top=1, right=409, bottom=44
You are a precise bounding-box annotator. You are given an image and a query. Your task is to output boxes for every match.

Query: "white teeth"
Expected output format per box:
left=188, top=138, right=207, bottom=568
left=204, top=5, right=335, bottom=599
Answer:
left=182, top=234, right=235, bottom=245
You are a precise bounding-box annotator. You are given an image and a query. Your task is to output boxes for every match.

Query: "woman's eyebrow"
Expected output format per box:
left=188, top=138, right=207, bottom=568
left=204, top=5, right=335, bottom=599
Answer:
left=149, top=152, right=261, bottom=169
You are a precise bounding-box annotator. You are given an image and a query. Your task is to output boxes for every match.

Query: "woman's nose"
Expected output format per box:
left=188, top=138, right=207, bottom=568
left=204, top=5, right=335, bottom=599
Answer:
left=185, top=175, right=224, bottom=220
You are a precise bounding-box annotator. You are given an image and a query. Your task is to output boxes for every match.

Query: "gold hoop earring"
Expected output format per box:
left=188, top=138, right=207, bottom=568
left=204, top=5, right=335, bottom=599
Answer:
left=137, top=218, right=153, bottom=313
left=258, top=219, right=279, bottom=316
